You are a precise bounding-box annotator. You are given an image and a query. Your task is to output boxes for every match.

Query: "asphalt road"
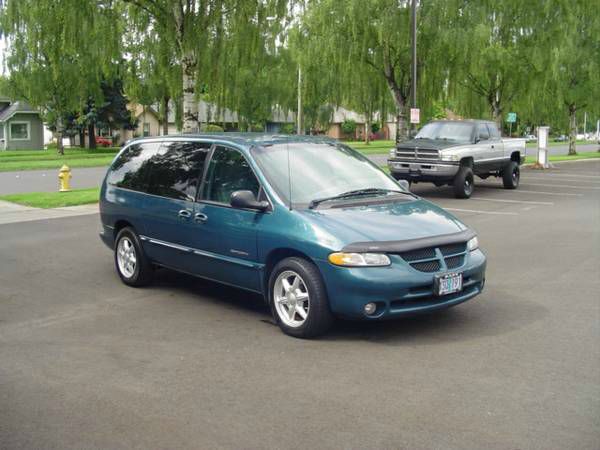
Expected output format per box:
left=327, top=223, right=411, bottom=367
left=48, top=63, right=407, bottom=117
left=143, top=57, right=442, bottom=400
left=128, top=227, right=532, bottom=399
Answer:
left=0, top=143, right=598, bottom=195
left=1, top=160, right=599, bottom=449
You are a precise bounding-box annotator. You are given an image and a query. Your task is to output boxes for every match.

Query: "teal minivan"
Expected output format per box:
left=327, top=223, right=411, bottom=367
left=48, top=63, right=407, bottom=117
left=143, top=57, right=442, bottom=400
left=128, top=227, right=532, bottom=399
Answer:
left=100, top=134, right=486, bottom=338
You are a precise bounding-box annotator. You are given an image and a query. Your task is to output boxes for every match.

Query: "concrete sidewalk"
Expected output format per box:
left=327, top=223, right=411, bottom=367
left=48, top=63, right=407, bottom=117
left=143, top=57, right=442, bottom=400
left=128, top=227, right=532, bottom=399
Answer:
left=0, top=200, right=99, bottom=225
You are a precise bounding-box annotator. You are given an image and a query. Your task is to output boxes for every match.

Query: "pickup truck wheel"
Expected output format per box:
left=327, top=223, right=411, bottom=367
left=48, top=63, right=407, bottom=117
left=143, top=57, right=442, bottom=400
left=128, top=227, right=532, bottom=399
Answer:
left=502, top=161, right=520, bottom=189
left=453, top=166, right=474, bottom=199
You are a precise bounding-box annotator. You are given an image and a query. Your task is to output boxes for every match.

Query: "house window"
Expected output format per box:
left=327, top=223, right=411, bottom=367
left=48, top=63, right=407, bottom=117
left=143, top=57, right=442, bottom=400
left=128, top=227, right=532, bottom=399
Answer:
left=10, top=122, right=30, bottom=140
left=143, top=122, right=150, bottom=137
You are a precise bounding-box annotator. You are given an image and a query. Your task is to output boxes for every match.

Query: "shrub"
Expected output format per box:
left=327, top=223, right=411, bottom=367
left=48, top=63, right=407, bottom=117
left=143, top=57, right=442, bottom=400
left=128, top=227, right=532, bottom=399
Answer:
left=371, top=123, right=380, bottom=133
left=204, top=124, right=224, bottom=132
left=341, top=119, right=357, bottom=134
left=279, top=123, right=295, bottom=134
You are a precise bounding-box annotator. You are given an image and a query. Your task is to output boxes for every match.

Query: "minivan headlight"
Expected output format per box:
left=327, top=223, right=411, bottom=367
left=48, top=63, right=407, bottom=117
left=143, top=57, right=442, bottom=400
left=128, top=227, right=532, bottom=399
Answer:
left=467, top=236, right=479, bottom=251
left=328, top=252, right=391, bottom=267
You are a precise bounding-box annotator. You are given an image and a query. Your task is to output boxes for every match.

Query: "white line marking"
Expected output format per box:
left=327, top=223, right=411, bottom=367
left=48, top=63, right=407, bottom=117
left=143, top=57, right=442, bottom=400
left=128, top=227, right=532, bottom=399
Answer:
left=510, top=189, right=583, bottom=197
left=522, top=176, right=600, bottom=184
left=470, top=197, right=553, bottom=206
left=520, top=183, right=600, bottom=190
left=445, top=208, right=518, bottom=216
left=523, top=172, right=600, bottom=179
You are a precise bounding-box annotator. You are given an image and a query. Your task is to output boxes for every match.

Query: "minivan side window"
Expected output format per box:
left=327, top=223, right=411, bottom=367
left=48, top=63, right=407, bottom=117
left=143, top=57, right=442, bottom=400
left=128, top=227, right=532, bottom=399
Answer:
left=106, top=142, right=162, bottom=191
left=201, top=146, right=260, bottom=204
left=477, top=123, right=490, bottom=141
left=145, top=141, right=212, bottom=201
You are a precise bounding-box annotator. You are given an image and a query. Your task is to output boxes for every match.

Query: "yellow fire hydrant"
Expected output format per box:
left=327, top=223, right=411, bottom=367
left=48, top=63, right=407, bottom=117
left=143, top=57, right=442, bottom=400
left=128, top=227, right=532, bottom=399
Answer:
left=58, top=164, right=72, bottom=192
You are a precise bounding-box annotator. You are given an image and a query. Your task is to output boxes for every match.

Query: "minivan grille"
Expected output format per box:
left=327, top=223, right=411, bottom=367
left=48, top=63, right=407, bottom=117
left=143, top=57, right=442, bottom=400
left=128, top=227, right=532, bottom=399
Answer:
left=395, top=147, right=439, bottom=160
left=396, top=242, right=467, bottom=273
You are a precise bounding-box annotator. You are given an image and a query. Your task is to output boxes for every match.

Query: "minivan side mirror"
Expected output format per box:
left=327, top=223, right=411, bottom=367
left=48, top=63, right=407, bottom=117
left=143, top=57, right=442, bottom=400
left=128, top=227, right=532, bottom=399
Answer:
left=230, top=190, right=269, bottom=212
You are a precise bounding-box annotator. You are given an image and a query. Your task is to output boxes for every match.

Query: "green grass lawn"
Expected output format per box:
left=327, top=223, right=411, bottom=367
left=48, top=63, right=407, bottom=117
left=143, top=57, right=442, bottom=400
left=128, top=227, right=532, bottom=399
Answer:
left=0, top=187, right=100, bottom=208
left=525, top=151, right=600, bottom=163
left=347, top=140, right=395, bottom=154
left=0, top=147, right=119, bottom=172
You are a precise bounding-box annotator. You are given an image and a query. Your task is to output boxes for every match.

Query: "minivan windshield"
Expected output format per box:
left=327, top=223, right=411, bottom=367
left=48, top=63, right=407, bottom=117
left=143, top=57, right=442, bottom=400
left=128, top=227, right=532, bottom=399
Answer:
left=415, top=122, right=474, bottom=144
left=251, top=142, right=407, bottom=208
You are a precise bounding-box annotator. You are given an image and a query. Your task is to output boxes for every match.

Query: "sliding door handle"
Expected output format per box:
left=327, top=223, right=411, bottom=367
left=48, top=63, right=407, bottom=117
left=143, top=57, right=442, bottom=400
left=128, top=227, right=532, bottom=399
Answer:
left=178, top=209, right=192, bottom=219
left=194, top=213, right=208, bottom=223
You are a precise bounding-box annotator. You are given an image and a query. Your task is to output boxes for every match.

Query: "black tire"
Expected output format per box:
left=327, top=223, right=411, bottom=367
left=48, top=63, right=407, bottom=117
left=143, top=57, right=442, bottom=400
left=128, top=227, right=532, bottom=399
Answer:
left=268, top=257, right=333, bottom=338
left=502, top=161, right=520, bottom=189
left=114, top=227, right=153, bottom=287
left=453, top=166, right=475, bottom=199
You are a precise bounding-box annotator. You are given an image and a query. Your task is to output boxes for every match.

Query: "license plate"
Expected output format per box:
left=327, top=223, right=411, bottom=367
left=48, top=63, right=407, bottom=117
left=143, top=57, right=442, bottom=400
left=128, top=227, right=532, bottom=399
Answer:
left=435, top=272, right=463, bottom=296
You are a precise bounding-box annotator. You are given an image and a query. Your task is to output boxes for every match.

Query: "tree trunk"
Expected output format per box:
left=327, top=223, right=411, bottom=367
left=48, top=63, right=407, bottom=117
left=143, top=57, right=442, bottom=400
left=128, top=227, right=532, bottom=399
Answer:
left=161, top=95, right=170, bottom=136
left=56, top=131, right=64, bottom=155
left=79, top=129, right=85, bottom=148
left=568, top=105, right=577, bottom=155
left=88, top=123, right=96, bottom=149
left=182, top=53, right=198, bottom=133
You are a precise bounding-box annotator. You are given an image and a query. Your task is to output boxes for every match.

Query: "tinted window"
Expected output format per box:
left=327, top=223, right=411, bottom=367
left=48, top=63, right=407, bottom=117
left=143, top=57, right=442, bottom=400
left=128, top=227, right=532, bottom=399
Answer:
left=145, top=141, right=212, bottom=200
left=487, top=123, right=501, bottom=139
left=477, top=123, right=490, bottom=140
left=106, top=142, right=162, bottom=191
left=202, top=146, right=260, bottom=204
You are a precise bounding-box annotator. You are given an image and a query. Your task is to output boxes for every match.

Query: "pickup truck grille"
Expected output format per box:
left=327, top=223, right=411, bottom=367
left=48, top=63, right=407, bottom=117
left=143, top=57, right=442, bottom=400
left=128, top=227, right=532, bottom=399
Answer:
left=395, top=147, right=440, bottom=160
left=397, top=242, right=467, bottom=273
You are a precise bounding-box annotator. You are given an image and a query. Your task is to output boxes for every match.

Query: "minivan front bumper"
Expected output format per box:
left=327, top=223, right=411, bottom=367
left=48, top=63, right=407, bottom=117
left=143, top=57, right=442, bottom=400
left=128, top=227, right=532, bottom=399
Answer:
left=315, top=249, right=486, bottom=319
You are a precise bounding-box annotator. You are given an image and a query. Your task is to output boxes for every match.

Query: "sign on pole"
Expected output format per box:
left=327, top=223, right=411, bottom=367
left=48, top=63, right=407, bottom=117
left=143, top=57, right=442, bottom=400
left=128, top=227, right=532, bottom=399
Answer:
left=506, top=112, right=517, bottom=123
left=410, top=108, right=420, bottom=124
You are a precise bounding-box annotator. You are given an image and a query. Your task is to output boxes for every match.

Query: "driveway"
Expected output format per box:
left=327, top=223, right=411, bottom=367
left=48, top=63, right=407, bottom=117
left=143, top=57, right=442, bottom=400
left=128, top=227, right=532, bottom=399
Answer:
left=1, top=160, right=598, bottom=449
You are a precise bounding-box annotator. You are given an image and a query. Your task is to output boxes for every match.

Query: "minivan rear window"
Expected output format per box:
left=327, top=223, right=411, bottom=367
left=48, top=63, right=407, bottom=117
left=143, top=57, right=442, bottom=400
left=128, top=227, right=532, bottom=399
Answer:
left=106, top=142, right=162, bottom=191
left=145, top=141, right=212, bottom=200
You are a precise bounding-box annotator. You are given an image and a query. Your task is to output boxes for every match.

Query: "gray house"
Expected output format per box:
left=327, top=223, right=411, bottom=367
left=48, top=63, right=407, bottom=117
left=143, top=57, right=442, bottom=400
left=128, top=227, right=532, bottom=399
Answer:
left=0, top=98, right=44, bottom=150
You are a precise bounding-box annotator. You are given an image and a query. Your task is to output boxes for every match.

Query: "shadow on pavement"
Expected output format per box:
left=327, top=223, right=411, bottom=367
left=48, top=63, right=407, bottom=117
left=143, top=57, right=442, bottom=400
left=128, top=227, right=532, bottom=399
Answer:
left=150, top=268, right=548, bottom=345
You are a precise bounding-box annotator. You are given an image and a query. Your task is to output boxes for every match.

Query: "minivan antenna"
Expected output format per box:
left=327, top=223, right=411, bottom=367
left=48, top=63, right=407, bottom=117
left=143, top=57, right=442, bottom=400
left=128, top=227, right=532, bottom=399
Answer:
left=287, top=139, right=293, bottom=210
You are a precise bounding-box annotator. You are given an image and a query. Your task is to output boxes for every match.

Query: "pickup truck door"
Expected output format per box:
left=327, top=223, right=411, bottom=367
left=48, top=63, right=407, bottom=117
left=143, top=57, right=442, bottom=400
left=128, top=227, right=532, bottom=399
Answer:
left=474, top=123, right=495, bottom=167
left=486, top=123, right=505, bottom=162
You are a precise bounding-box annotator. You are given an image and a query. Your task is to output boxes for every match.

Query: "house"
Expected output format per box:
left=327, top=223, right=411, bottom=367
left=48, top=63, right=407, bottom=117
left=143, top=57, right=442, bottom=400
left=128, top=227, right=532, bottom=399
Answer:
left=0, top=98, right=44, bottom=150
left=121, top=104, right=162, bottom=141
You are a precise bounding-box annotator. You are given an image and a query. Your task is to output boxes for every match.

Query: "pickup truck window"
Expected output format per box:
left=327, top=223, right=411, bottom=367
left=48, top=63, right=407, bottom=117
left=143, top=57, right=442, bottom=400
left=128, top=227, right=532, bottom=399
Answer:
left=487, top=123, right=501, bottom=139
left=477, top=123, right=490, bottom=141
left=415, top=122, right=473, bottom=144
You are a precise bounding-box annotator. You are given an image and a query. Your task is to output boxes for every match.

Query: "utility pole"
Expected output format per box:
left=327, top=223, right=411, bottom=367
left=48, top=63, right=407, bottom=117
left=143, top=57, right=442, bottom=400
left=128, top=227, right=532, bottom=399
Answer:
left=410, top=0, right=417, bottom=136
left=297, top=66, right=303, bottom=135
left=583, top=111, right=587, bottom=138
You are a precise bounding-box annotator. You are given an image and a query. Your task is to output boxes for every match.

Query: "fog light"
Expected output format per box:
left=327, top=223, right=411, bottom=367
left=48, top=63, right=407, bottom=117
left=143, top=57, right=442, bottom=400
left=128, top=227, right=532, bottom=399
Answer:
left=364, top=302, right=377, bottom=315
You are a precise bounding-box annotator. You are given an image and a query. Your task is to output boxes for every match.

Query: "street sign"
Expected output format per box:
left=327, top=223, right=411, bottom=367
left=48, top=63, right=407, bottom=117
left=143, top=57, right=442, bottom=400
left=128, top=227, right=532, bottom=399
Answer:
left=410, top=108, right=420, bottom=124
left=507, top=112, right=517, bottom=123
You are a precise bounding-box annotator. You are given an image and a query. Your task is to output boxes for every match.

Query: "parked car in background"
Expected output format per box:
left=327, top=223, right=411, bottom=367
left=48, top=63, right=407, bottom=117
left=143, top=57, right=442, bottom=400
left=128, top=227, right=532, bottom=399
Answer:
left=95, top=136, right=113, bottom=147
left=388, top=120, right=526, bottom=199
left=524, top=134, right=537, bottom=142
left=99, top=135, right=486, bottom=338
left=553, top=134, right=568, bottom=142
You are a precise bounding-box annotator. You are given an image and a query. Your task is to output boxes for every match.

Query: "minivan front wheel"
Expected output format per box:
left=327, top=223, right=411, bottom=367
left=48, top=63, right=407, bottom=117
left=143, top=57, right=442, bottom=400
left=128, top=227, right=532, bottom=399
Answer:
left=269, top=257, right=333, bottom=338
left=114, top=227, right=153, bottom=287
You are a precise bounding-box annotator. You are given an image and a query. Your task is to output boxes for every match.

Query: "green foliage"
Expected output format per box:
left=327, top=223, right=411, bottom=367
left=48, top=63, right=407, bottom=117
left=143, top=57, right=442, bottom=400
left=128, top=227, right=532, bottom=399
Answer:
left=341, top=120, right=357, bottom=134
left=203, top=124, right=224, bottom=132
left=279, top=123, right=295, bottom=134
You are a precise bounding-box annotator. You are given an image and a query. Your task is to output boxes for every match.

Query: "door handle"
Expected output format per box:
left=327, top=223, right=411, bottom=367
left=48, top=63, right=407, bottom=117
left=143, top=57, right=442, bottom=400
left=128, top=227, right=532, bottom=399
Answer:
left=178, top=209, right=192, bottom=219
left=491, top=144, right=495, bottom=149
left=194, top=212, right=208, bottom=223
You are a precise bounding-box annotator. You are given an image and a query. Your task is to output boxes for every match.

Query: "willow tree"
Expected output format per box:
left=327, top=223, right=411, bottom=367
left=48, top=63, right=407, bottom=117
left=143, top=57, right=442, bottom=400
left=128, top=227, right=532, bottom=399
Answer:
left=299, top=0, right=414, bottom=142
left=0, top=0, right=121, bottom=152
left=120, top=0, right=289, bottom=134
left=536, top=0, right=600, bottom=155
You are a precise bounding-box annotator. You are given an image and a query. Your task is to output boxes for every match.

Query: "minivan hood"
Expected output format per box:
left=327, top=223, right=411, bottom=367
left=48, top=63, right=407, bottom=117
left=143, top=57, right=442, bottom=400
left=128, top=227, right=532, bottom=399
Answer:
left=299, top=199, right=468, bottom=248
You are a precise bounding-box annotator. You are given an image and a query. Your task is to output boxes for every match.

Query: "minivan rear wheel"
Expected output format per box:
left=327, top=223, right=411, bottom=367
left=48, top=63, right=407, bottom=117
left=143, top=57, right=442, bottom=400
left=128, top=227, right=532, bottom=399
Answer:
left=114, top=227, right=153, bottom=287
left=268, top=257, right=333, bottom=338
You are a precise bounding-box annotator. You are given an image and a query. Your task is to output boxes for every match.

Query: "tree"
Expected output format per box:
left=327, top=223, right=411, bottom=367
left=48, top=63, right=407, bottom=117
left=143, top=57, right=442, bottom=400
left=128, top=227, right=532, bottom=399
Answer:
left=536, top=0, right=600, bottom=155
left=120, top=0, right=290, bottom=134
left=0, top=0, right=122, bottom=153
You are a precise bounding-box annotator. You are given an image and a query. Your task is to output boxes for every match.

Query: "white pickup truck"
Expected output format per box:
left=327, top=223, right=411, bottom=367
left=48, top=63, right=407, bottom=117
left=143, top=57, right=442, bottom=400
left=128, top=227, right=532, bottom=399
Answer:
left=388, top=119, right=527, bottom=198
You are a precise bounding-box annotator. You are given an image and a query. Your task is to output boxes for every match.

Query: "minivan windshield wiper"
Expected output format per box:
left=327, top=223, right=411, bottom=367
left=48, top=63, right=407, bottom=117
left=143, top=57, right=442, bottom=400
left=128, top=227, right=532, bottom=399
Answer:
left=309, top=188, right=416, bottom=209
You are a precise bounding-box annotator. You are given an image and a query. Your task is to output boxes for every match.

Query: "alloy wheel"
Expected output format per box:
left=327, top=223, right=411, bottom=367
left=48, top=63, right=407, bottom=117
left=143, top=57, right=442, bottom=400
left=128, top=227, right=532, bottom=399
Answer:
left=273, top=270, right=310, bottom=328
left=117, top=237, right=137, bottom=279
